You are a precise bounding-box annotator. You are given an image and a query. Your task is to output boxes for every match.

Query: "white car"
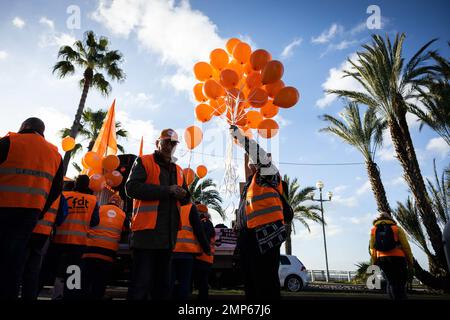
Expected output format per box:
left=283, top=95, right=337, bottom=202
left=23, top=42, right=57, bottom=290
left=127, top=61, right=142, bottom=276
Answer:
left=279, top=255, right=308, bottom=292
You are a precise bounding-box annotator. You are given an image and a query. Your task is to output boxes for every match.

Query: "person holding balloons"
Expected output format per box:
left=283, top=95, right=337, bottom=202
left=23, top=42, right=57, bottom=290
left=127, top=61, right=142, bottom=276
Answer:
left=126, top=129, right=191, bottom=300
left=230, top=125, right=287, bottom=301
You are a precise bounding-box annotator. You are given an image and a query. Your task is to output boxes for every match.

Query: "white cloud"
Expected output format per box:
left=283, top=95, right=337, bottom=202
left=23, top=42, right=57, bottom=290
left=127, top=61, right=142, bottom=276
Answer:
left=378, top=146, right=396, bottom=161
left=332, top=194, right=358, bottom=207
left=311, top=23, right=343, bottom=44
left=316, top=53, right=364, bottom=108
left=333, top=185, right=348, bottom=193
left=123, top=91, right=159, bottom=110
left=12, top=17, right=25, bottom=29
left=294, top=217, right=343, bottom=240
left=281, top=38, right=302, bottom=59
left=39, top=28, right=76, bottom=48
left=39, top=17, right=55, bottom=29
left=388, top=176, right=406, bottom=186
left=426, top=137, right=450, bottom=157
left=320, top=40, right=359, bottom=58
left=350, top=22, right=367, bottom=35
left=162, top=71, right=197, bottom=95
left=349, top=213, right=375, bottom=225
left=356, top=180, right=371, bottom=195
left=0, top=51, right=7, bottom=60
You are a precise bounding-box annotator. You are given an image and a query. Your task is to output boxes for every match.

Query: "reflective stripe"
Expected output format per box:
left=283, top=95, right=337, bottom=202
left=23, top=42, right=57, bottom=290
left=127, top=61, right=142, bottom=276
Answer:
left=246, top=192, right=279, bottom=205
left=47, top=208, right=58, bottom=214
left=0, top=185, right=48, bottom=198
left=181, top=226, right=193, bottom=232
left=55, top=230, right=86, bottom=237
left=88, top=234, right=119, bottom=243
left=133, top=205, right=158, bottom=214
left=36, top=220, right=54, bottom=227
left=0, top=167, right=54, bottom=181
left=91, top=226, right=122, bottom=234
left=247, top=206, right=282, bottom=220
left=63, top=219, right=88, bottom=226
left=176, top=238, right=199, bottom=244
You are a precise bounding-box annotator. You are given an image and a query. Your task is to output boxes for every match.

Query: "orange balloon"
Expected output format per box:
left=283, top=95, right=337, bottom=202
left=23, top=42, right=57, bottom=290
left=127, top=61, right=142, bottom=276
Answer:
left=105, top=170, right=123, bottom=187
left=212, top=68, right=220, bottom=81
left=232, top=42, right=252, bottom=65
left=260, top=100, right=279, bottom=118
left=194, top=62, right=213, bottom=81
left=195, top=103, right=214, bottom=123
left=226, top=38, right=241, bottom=55
left=246, top=110, right=264, bottom=129
left=61, top=136, right=75, bottom=152
left=248, top=87, right=268, bottom=108
left=220, top=69, right=239, bottom=89
left=210, top=98, right=226, bottom=116
left=183, top=168, right=196, bottom=185
left=246, top=72, right=262, bottom=90
left=81, top=156, right=89, bottom=169
left=264, top=80, right=285, bottom=98
left=273, top=86, right=299, bottom=108
left=261, top=60, right=284, bottom=85
left=196, top=165, right=208, bottom=179
left=203, top=79, right=225, bottom=100
left=193, top=83, right=207, bottom=102
left=102, top=154, right=120, bottom=172
left=84, top=151, right=102, bottom=169
left=86, top=167, right=102, bottom=177
left=226, top=87, right=246, bottom=109
left=226, top=61, right=244, bottom=78
left=89, top=174, right=106, bottom=192
left=258, top=119, right=279, bottom=139
left=250, top=49, right=272, bottom=71
left=243, top=62, right=254, bottom=75
left=184, top=126, right=203, bottom=150
left=210, top=48, right=229, bottom=71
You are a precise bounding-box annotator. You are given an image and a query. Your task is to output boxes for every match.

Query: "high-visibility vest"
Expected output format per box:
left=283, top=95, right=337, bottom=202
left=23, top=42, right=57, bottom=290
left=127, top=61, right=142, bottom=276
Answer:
left=196, top=218, right=215, bottom=264
left=245, top=174, right=284, bottom=229
left=53, top=191, right=97, bottom=246
left=173, top=204, right=202, bottom=253
left=0, top=132, right=61, bottom=211
left=370, top=224, right=406, bottom=258
left=131, top=154, right=184, bottom=231
left=33, top=196, right=61, bottom=236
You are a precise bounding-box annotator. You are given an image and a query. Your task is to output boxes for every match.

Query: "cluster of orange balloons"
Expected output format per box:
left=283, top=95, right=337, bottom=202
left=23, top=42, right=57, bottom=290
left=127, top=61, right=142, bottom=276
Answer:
left=182, top=165, right=208, bottom=186
left=81, top=152, right=123, bottom=192
left=192, top=38, right=300, bottom=139
left=61, top=136, right=76, bottom=152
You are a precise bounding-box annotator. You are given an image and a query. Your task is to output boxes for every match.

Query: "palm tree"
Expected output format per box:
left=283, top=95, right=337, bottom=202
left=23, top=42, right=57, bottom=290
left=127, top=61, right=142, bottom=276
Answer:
left=53, top=30, right=125, bottom=174
left=59, top=107, right=128, bottom=157
left=283, top=175, right=322, bottom=255
left=410, top=45, right=450, bottom=145
left=326, top=33, right=447, bottom=270
left=188, top=176, right=225, bottom=220
left=321, top=101, right=390, bottom=213
left=354, top=261, right=371, bottom=284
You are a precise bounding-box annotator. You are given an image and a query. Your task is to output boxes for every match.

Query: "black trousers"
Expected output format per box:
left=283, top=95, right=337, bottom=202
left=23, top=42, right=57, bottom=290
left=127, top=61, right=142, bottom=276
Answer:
left=377, top=256, right=408, bottom=300
left=193, top=259, right=212, bottom=301
left=238, top=229, right=281, bottom=300
left=127, top=248, right=172, bottom=300
left=170, top=255, right=194, bottom=300
left=81, top=257, right=113, bottom=300
left=0, top=212, right=38, bottom=300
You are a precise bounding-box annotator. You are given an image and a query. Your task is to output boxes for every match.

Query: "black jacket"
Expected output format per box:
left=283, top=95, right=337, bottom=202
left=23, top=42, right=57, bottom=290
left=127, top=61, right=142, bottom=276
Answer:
left=0, top=130, right=64, bottom=219
left=125, top=151, right=190, bottom=250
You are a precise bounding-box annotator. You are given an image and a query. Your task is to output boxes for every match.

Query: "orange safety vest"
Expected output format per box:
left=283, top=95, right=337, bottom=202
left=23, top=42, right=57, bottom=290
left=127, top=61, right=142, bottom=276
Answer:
left=0, top=132, right=61, bottom=211
left=196, top=218, right=215, bottom=264
left=371, top=224, right=406, bottom=258
left=53, top=191, right=97, bottom=246
left=131, top=154, right=184, bottom=231
left=83, top=204, right=126, bottom=262
left=33, top=196, right=61, bottom=236
left=245, top=174, right=284, bottom=229
left=173, top=204, right=202, bottom=254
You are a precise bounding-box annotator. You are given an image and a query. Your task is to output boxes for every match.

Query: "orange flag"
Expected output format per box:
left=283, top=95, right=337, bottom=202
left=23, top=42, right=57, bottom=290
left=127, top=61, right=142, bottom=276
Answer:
left=139, top=136, right=144, bottom=156
left=92, top=99, right=118, bottom=157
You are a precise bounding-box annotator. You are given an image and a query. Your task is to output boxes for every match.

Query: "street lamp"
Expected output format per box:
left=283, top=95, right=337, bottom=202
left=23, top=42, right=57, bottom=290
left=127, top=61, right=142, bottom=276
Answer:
left=310, top=181, right=332, bottom=282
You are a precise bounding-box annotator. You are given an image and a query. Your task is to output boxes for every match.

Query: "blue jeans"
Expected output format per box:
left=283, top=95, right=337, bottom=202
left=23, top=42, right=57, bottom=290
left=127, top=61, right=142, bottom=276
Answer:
left=0, top=212, right=38, bottom=300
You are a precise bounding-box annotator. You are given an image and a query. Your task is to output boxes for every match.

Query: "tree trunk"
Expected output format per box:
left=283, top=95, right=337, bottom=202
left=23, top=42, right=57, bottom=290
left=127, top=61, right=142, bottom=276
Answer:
left=62, top=70, right=92, bottom=175
left=285, top=223, right=292, bottom=255
left=413, top=259, right=450, bottom=292
left=366, top=160, right=391, bottom=214
left=388, top=116, right=447, bottom=271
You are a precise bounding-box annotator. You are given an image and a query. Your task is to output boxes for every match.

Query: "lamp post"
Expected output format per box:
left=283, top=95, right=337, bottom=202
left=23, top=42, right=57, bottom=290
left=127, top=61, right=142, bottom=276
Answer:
left=309, top=181, right=332, bottom=282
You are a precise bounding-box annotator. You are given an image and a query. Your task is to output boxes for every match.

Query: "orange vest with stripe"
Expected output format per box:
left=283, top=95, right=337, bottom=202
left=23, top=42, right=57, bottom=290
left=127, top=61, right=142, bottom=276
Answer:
left=33, top=196, right=61, bottom=236
left=173, top=204, right=202, bottom=253
left=196, top=218, right=215, bottom=264
left=131, top=154, right=184, bottom=231
left=245, top=174, right=284, bottom=229
left=53, top=191, right=97, bottom=246
left=0, top=132, right=61, bottom=211
left=371, top=225, right=406, bottom=258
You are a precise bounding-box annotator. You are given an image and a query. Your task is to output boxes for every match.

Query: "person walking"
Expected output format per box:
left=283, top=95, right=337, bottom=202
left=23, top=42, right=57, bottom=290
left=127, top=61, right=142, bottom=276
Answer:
left=126, top=129, right=190, bottom=300
left=0, top=117, right=63, bottom=300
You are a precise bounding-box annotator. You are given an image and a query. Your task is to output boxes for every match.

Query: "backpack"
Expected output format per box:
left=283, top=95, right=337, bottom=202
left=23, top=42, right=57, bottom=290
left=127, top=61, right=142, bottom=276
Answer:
left=374, top=223, right=397, bottom=251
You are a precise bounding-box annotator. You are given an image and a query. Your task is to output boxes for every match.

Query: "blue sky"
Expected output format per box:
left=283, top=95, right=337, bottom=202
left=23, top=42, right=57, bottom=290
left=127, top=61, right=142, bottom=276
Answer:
left=0, top=0, right=449, bottom=271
